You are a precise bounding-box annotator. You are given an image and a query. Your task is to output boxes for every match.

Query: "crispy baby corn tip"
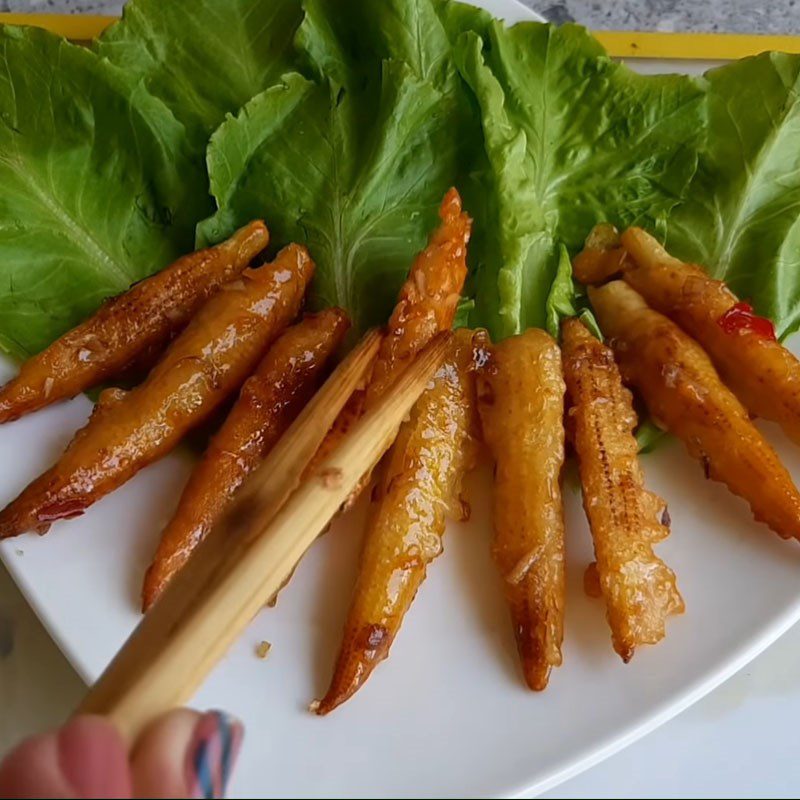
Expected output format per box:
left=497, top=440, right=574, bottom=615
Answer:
left=365, top=187, right=471, bottom=405
left=224, top=220, right=270, bottom=262
left=314, top=623, right=391, bottom=715
left=526, top=663, right=554, bottom=692
left=275, top=243, right=313, bottom=277
left=620, top=227, right=686, bottom=272
left=142, top=561, right=175, bottom=612
left=573, top=223, right=632, bottom=285
left=439, top=186, right=462, bottom=223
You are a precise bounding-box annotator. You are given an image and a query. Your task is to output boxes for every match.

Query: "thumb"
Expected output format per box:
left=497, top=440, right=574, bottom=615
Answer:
left=131, top=709, right=244, bottom=799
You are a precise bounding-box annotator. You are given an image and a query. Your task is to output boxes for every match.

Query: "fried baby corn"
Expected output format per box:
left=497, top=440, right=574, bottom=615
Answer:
left=590, top=282, right=800, bottom=541
left=307, top=187, right=471, bottom=500
left=141, top=308, right=349, bottom=611
left=621, top=226, right=800, bottom=446
left=562, top=318, right=683, bottom=662
left=0, top=222, right=269, bottom=424
left=572, top=223, right=632, bottom=286
left=478, top=329, right=566, bottom=690
left=365, top=187, right=472, bottom=405
left=0, top=245, right=313, bottom=539
left=315, top=328, right=482, bottom=714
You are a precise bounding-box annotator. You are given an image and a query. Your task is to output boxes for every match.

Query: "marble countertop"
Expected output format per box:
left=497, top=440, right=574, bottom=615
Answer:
left=0, top=0, right=797, bottom=33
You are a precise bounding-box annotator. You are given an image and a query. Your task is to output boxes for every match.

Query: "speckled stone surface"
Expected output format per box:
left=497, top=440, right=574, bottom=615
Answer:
left=0, top=0, right=124, bottom=14
left=537, top=0, right=800, bottom=33
left=0, top=0, right=797, bottom=33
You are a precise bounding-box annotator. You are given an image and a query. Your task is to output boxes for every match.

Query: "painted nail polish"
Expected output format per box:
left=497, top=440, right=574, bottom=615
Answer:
left=186, top=711, right=244, bottom=799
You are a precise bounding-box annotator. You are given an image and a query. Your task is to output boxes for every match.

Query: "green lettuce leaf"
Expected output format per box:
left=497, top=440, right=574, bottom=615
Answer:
left=95, top=0, right=304, bottom=147
left=545, top=245, right=601, bottom=341
left=198, top=0, right=479, bottom=333
left=455, top=22, right=706, bottom=340
left=667, top=53, right=800, bottom=339
left=433, top=0, right=493, bottom=44
left=635, top=419, right=667, bottom=454
left=0, top=26, right=209, bottom=359
left=454, top=297, right=476, bottom=328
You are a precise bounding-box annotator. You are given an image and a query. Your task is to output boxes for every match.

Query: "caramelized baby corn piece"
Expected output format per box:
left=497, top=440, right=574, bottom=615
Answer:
left=621, top=227, right=800, bottom=446
left=0, top=222, right=269, bottom=424
left=141, top=308, right=349, bottom=611
left=306, top=187, right=471, bottom=500
left=0, top=246, right=313, bottom=539
left=478, top=329, right=566, bottom=690
left=315, top=329, right=482, bottom=714
left=561, top=318, right=684, bottom=662
left=364, top=186, right=472, bottom=406
left=572, top=223, right=632, bottom=286
left=590, top=282, right=800, bottom=541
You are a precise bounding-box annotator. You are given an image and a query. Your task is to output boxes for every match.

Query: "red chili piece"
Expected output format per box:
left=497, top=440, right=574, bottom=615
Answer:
left=717, top=302, right=777, bottom=341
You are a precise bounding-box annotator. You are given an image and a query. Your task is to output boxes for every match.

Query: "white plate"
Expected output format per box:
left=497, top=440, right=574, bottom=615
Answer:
left=4, top=2, right=800, bottom=797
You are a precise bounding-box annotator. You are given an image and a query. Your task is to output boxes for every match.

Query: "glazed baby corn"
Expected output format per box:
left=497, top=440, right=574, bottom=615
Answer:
left=0, top=245, right=313, bottom=539
left=315, top=328, right=482, bottom=714
left=572, top=224, right=632, bottom=286
left=141, top=308, right=349, bottom=611
left=365, top=187, right=472, bottom=405
left=621, top=226, right=800, bottom=446
left=307, top=187, right=471, bottom=498
left=561, top=318, right=683, bottom=662
left=590, top=282, right=800, bottom=541
left=478, top=329, right=566, bottom=690
left=0, top=222, right=269, bottom=424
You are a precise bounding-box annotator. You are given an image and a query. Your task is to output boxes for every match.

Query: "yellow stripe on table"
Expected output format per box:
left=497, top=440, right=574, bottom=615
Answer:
left=1, top=13, right=800, bottom=61
left=594, top=31, right=800, bottom=60
left=0, top=13, right=113, bottom=40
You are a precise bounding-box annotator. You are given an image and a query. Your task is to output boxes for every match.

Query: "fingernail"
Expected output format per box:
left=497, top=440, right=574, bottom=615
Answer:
left=185, top=711, right=244, bottom=799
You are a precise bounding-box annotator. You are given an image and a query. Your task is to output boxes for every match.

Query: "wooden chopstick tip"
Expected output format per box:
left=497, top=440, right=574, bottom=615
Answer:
left=362, top=331, right=451, bottom=413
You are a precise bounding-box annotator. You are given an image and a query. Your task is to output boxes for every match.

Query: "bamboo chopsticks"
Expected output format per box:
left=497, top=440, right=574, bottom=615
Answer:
left=79, top=330, right=450, bottom=742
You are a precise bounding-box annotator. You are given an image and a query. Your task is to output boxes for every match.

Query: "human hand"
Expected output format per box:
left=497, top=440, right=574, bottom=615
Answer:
left=0, top=709, right=243, bottom=799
